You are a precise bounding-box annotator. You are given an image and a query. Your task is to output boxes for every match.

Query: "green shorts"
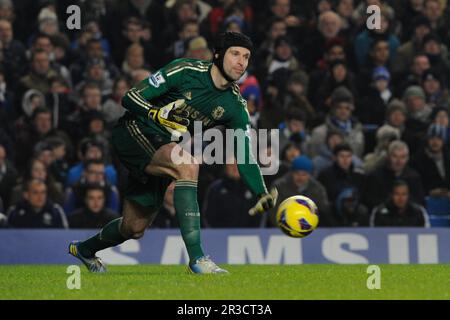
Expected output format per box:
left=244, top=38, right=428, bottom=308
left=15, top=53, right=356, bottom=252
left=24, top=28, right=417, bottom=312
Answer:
left=111, top=113, right=173, bottom=210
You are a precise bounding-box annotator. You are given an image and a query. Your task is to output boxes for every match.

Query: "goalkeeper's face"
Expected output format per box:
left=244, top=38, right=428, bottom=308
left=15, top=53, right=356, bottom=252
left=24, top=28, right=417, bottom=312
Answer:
left=222, top=46, right=250, bottom=81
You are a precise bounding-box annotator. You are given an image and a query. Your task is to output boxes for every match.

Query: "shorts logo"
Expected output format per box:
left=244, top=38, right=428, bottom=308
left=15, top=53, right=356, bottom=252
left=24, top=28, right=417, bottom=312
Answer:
left=149, top=71, right=166, bottom=88
left=212, top=106, right=225, bottom=120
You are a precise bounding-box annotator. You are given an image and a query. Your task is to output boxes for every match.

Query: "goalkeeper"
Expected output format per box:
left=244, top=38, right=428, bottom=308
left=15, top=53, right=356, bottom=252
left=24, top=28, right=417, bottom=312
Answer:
left=69, top=32, right=278, bottom=274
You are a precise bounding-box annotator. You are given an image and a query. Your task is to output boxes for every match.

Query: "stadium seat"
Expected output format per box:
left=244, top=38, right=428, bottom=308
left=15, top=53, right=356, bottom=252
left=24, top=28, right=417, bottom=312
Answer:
left=426, top=197, right=450, bottom=227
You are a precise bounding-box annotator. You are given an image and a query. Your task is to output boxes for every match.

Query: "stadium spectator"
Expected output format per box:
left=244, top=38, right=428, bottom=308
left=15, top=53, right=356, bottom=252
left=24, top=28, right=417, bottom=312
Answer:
left=267, top=155, right=331, bottom=227
left=10, top=157, right=64, bottom=206
left=282, top=71, right=315, bottom=127
left=29, top=33, right=72, bottom=88
left=74, top=59, right=113, bottom=100
left=208, top=0, right=253, bottom=37
left=202, top=159, right=260, bottom=228
left=357, top=38, right=392, bottom=96
left=358, top=66, right=393, bottom=126
left=396, top=0, right=426, bottom=41
left=162, top=1, right=199, bottom=51
left=315, top=59, right=358, bottom=116
left=429, top=107, right=450, bottom=143
left=394, top=53, right=430, bottom=96
left=7, top=178, right=68, bottom=228
left=66, top=139, right=117, bottom=187
left=363, top=124, right=401, bottom=173
left=64, top=159, right=119, bottom=215
left=308, top=39, right=347, bottom=106
left=68, top=184, right=119, bottom=229
left=277, top=108, right=310, bottom=154
left=421, top=33, right=450, bottom=74
left=265, top=35, right=301, bottom=77
left=377, top=99, right=417, bottom=149
left=113, top=16, right=161, bottom=69
left=421, top=68, right=450, bottom=109
left=403, top=85, right=432, bottom=153
left=309, top=86, right=364, bottom=158
left=102, top=76, right=129, bottom=127
left=370, top=180, right=429, bottom=227
left=14, top=106, right=71, bottom=172
left=335, top=0, right=356, bottom=36
left=318, top=143, right=365, bottom=208
left=0, top=18, right=27, bottom=85
left=183, top=36, right=213, bottom=61
left=422, top=0, right=447, bottom=40
left=255, top=17, right=287, bottom=68
left=122, top=43, right=151, bottom=78
left=164, top=19, right=199, bottom=62
left=46, top=136, right=69, bottom=185
left=70, top=37, right=119, bottom=86
left=410, top=124, right=450, bottom=196
left=0, top=144, right=17, bottom=209
left=278, top=142, right=302, bottom=176
left=363, top=140, right=424, bottom=210
left=354, top=10, right=400, bottom=69
left=66, top=82, right=105, bottom=139
left=255, top=0, right=302, bottom=45
left=17, top=49, right=58, bottom=99
left=393, top=15, right=432, bottom=74
left=333, top=187, right=370, bottom=227
left=301, top=10, right=347, bottom=69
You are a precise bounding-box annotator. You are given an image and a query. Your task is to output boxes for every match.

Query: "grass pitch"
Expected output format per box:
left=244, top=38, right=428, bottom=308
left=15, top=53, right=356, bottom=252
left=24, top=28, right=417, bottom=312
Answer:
left=0, top=264, right=449, bottom=300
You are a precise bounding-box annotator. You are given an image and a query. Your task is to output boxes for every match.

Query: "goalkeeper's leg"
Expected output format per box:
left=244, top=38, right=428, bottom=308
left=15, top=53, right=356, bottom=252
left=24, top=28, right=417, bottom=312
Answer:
left=70, top=200, right=157, bottom=272
left=145, top=142, right=227, bottom=274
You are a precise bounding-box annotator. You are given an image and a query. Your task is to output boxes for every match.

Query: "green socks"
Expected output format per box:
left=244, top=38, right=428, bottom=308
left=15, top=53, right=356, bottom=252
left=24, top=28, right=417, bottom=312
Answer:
left=174, top=180, right=205, bottom=264
left=77, top=218, right=128, bottom=258
left=77, top=181, right=205, bottom=264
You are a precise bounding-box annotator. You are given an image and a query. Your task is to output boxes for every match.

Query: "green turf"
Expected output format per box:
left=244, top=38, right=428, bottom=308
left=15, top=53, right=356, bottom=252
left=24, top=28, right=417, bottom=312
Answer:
left=0, top=264, right=449, bottom=300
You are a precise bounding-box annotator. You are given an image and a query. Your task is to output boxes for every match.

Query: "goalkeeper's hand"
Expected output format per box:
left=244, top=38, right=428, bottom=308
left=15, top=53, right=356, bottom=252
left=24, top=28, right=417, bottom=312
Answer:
left=249, top=187, right=278, bottom=216
left=148, top=99, right=190, bottom=132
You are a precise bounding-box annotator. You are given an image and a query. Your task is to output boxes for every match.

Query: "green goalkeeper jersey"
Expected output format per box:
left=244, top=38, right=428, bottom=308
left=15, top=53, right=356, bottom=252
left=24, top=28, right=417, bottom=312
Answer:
left=121, top=58, right=268, bottom=196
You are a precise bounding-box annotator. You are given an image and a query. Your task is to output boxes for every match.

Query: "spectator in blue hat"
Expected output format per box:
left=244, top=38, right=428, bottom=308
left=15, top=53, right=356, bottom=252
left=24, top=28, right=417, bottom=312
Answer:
left=266, top=155, right=332, bottom=227
left=358, top=66, right=393, bottom=126
left=357, top=38, right=391, bottom=96
left=410, top=123, right=450, bottom=197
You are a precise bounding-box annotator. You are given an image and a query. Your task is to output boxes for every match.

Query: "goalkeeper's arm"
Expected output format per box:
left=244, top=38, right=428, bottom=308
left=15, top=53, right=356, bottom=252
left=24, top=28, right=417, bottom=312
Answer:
left=122, top=88, right=190, bottom=132
left=232, top=129, right=278, bottom=215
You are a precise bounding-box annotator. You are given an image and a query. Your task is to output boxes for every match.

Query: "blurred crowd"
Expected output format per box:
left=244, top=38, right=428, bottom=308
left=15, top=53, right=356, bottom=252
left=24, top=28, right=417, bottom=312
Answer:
left=1, top=0, right=450, bottom=229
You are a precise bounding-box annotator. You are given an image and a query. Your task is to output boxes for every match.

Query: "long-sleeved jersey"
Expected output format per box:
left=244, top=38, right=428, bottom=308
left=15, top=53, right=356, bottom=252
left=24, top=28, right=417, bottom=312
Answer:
left=121, top=58, right=268, bottom=196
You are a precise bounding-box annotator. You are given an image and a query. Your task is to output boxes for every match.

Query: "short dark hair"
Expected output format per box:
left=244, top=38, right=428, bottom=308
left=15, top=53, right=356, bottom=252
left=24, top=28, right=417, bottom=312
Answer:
left=24, top=178, right=46, bottom=192
left=333, top=143, right=353, bottom=156
left=30, top=48, right=48, bottom=62
left=31, top=106, right=51, bottom=121
left=285, top=107, right=305, bottom=122
left=391, top=180, right=409, bottom=193
left=123, top=16, right=143, bottom=29
left=83, top=183, right=106, bottom=198
left=84, top=159, right=105, bottom=171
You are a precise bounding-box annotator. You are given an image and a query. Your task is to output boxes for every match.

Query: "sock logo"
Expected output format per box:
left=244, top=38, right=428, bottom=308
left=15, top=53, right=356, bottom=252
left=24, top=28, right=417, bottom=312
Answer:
left=185, top=212, right=200, bottom=217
